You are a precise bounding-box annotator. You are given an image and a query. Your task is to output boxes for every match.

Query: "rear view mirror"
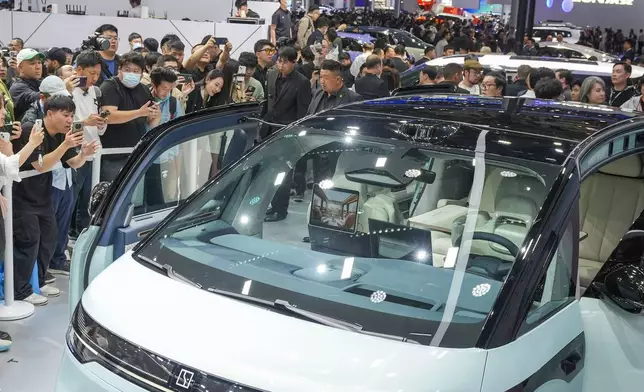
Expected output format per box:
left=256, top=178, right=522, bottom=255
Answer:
left=89, top=181, right=111, bottom=217
left=601, top=265, right=644, bottom=314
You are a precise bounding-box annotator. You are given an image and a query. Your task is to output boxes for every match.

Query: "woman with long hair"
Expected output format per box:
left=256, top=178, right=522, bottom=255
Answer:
left=185, top=68, right=225, bottom=113
left=580, top=76, right=606, bottom=105
left=381, top=66, right=401, bottom=92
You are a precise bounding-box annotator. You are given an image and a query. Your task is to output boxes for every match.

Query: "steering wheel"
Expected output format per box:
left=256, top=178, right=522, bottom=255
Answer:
left=454, top=231, right=519, bottom=257
left=454, top=232, right=519, bottom=280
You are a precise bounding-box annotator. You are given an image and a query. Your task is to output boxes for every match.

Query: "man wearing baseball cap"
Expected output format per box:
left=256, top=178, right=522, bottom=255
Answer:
left=45, top=47, right=68, bottom=76
left=9, top=48, right=45, bottom=120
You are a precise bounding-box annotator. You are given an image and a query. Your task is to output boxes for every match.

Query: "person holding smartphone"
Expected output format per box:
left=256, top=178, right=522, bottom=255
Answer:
left=99, top=52, right=160, bottom=182
left=68, top=50, right=108, bottom=246
left=0, top=93, right=44, bottom=351
left=12, top=95, right=98, bottom=306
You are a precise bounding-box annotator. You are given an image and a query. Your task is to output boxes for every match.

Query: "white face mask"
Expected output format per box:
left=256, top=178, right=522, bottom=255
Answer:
left=122, top=72, right=142, bottom=88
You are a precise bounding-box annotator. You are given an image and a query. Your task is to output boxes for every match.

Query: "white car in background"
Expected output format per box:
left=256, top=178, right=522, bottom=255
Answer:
left=532, top=21, right=584, bottom=43
left=402, top=54, right=644, bottom=87
left=537, top=42, right=620, bottom=63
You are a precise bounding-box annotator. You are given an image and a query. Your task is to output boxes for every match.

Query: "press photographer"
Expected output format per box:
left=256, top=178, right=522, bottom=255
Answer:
left=85, top=24, right=120, bottom=86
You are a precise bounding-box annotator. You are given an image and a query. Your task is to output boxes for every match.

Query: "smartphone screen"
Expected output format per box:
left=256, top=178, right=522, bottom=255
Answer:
left=215, top=37, right=228, bottom=45
left=78, top=76, right=87, bottom=88
left=99, top=110, right=110, bottom=119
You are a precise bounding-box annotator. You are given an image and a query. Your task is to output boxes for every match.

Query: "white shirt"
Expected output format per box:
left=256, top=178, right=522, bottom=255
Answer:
left=350, top=51, right=371, bottom=78
left=521, top=90, right=536, bottom=98
left=0, top=154, right=21, bottom=188
left=73, top=86, right=105, bottom=161
left=458, top=82, right=481, bottom=95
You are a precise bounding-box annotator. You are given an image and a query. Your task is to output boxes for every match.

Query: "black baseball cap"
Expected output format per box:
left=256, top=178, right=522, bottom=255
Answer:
left=47, top=47, right=67, bottom=65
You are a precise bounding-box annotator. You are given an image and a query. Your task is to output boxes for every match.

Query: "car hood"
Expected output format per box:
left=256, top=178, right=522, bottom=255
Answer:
left=82, top=253, right=488, bottom=391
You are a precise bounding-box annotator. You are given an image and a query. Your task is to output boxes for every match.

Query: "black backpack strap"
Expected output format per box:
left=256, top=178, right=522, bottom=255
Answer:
left=169, top=96, right=177, bottom=120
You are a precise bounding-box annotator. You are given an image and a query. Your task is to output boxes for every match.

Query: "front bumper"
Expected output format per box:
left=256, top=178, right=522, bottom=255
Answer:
left=55, top=347, right=147, bottom=392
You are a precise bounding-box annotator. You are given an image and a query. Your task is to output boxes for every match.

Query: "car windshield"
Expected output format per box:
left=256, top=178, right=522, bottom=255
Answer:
left=136, top=117, right=560, bottom=348
left=393, top=30, right=426, bottom=48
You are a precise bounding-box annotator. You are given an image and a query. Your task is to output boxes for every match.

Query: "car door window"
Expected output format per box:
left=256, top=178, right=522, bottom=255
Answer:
left=519, top=219, right=576, bottom=335
left=131, top=130, right=236, bottom=216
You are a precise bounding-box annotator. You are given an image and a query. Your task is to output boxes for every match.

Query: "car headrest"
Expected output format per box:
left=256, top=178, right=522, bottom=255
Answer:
left=599, top=155, right=643, bottom=178
left=495, top=175, right=546, bottom=220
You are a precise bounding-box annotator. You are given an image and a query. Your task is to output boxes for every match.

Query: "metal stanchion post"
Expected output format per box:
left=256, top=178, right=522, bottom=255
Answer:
left=188, top=139, right=198, bottom=194
left=0, top=182, right=35, bottom=320
left=91, top=150, right=102, bottom=190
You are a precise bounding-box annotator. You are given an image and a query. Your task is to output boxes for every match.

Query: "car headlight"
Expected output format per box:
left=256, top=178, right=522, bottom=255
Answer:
left=67, top=304, right=264, bottom=391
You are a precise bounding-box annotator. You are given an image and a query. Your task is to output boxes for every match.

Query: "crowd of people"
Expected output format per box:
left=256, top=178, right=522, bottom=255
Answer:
left=0, top=1, right=643, bottom=352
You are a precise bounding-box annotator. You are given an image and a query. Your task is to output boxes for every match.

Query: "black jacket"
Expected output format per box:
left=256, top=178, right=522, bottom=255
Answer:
left=9, top=78, right=41, bottom=121
left=307, top=85, right=363, bottom=116
left=261, top=68, right=311, bottom=140
left=355, top=73, right=390, bottom=101
left=506, top=79, right=528, bottom=97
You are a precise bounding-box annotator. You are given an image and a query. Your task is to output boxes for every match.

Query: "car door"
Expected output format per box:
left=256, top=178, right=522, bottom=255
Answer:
left=574, top=118, right=644, bottom=392
left=68, top=103, right=261, bottom=315
left=479, top=158, right=586, bottom=391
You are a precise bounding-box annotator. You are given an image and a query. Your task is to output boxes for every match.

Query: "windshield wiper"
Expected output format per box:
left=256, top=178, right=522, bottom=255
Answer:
left=138, top=255, right=202, bottom=289
left=206, top=287, right=419, bottom=344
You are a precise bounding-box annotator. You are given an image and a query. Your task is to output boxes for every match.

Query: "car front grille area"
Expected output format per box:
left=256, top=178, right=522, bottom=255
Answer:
left=68, top=305, right=265, bottom=392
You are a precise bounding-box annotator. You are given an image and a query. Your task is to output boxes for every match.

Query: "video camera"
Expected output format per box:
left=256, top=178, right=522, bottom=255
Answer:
left=81, top=33, right=110, bottom=51
left=276, top=36, right=296, bottom=50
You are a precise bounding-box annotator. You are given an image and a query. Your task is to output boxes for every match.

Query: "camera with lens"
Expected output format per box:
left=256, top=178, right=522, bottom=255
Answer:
left=82, top=33, right=110, bottom=51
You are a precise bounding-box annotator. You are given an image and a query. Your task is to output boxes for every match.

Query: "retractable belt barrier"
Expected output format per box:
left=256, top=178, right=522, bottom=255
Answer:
left=0, top=147, right=134, bottom=321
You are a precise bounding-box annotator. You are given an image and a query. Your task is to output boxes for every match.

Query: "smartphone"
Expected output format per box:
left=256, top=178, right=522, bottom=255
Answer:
left=77, top=76, right=87, bottom=88
left=178, top=73, right=193, bottom=83
left=245, top=86, right=256, bottom=95
left=71, top=121, right=84, bottom=133
left=34, top=119, right=42, bottom=128
left=9, top=51, right=17, bottom=59
left=214, top=37, right=228, bottom=45
left=99, top=110, right=110, bottom=119
left=238, top=65, right=247, bottom=75
left=0, top=132, right=9, bottom=142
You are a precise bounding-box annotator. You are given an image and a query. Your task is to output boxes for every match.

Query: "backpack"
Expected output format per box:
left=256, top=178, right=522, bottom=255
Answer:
left=294, top=15, right=314, bottom=44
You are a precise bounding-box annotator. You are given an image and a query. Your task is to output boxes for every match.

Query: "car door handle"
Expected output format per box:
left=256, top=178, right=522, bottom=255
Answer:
left=560, top=351, right=582, bottom=375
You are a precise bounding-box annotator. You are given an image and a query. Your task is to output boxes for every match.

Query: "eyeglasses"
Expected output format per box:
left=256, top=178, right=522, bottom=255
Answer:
left=262, top=48, right=276, bottom=55
left=101, top=35, right=119, bottom=42
left=482, top=83, right=497, bottom=89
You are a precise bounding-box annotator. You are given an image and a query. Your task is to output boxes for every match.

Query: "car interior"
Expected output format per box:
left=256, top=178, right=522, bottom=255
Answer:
left=578, top=153, right=644, bottom=290
left=303, top=148, right=550, bottom=282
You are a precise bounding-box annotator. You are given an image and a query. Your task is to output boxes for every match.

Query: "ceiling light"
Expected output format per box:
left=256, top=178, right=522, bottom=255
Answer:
left=500, top=170, right=517, bottom=178
left=375, top=157, right=387, bottom=167
left=553, top=141, right=562, bottom=146
left=555, top=148, right=564, bottom=153
left=326, top=117, right=335, bottom=121
left=498, top=140, right=511, bottom=145
left=319, top=179, right=334, bottom=189
left=404, top=169, right=421, bottom=178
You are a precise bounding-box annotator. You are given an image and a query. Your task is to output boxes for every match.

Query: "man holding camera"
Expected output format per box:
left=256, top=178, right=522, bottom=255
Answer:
left=13, top=95, right=98, bottom=306
left=94, top=24, right=120, bottom=87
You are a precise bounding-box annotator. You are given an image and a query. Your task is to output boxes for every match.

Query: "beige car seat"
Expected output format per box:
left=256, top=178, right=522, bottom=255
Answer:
left=578, top=154, right=644, bottom=288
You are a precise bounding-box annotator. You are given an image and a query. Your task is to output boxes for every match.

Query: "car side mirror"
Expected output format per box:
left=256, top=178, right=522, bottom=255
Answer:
left=601, top=264, right=644, bottom=314
left=89, top=181, right=111, bottom=217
